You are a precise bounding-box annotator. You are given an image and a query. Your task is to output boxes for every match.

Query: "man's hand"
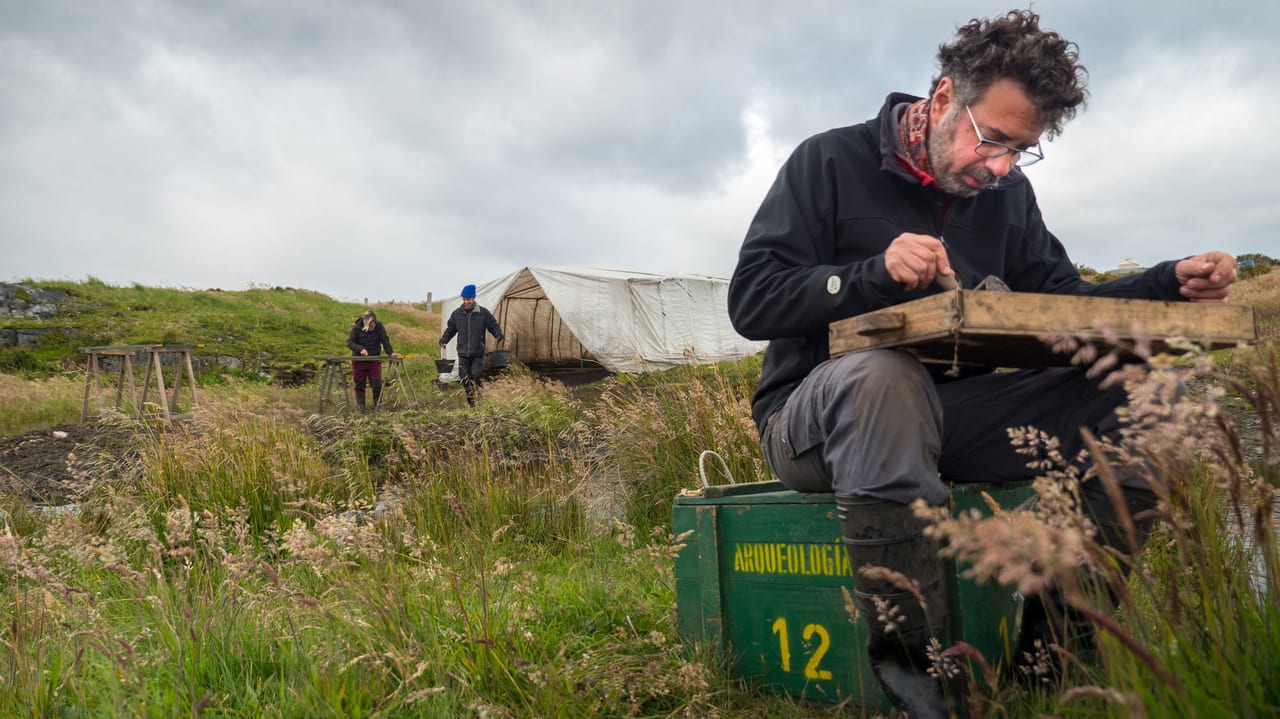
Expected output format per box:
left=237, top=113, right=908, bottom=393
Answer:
left=885, top=233, right=954, bottom=291
left=1175, top=251, right=1237, bottom=303
left=359, top=348, right=369, bottom=356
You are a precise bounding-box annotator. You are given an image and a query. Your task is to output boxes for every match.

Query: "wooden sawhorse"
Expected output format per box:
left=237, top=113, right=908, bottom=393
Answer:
left=315, top=356, right=418, bottom=413
left=140, top=345, right=200, bottom=423
left=81, top=345, right=147, bottom=420
left=81, top=344, right=199, bottom=423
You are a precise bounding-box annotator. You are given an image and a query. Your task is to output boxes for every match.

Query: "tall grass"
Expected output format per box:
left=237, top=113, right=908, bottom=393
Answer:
left=1, top=275, right=1278, bottom=716
left=1232, top=271, right=1280, bottom=344
left=920, top=340, right=1280, bottom=717
left=0, top=373, right=83, bottom=434
left=0, top=377, right=747, bottom=717
left=575, top=356, right=768, bottom=530
left=2, top=345, right=1269, bottom=711
left=133, top=397, right=378, bottom=537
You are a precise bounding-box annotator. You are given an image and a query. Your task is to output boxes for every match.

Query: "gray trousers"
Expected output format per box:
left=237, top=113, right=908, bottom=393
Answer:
left=457, top=355, right=485, bottom=403
left=457, top=355, right=486, bottom=383
left=761, top=349, right=1148, bottom=505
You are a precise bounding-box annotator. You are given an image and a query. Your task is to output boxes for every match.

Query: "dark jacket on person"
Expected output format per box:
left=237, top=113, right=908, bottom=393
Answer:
left=727, top=92, right=1186, bottom=434
left=348, top=320, right=393, bottom=358
left=441, top=306, right=503, bottom=357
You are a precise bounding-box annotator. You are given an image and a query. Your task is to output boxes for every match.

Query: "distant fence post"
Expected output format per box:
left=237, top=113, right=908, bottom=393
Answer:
left=426, top=292, right=433, bottom=307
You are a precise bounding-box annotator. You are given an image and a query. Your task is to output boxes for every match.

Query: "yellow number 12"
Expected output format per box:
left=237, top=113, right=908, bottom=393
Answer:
left=771, top=618, right=833, bottom=680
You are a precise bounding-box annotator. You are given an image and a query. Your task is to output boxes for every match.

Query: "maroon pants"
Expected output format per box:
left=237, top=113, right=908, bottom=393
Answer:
left=352, top=360, right=382, bottom=382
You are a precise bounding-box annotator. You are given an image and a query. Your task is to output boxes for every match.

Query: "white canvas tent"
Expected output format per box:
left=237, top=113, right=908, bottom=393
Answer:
left=437, top=267, right=765, bottom=379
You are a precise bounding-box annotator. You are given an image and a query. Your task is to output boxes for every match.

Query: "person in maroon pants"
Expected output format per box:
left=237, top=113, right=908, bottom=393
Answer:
left=347, top=310, right=394, bottom=411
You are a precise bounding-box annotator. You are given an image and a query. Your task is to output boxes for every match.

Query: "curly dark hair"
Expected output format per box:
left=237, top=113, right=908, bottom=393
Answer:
left=929, top=9, right=1087, bottom=138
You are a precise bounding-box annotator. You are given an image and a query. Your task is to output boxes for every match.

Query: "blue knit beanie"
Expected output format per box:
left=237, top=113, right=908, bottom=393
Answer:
left=461, top=284, right=477, bottom=298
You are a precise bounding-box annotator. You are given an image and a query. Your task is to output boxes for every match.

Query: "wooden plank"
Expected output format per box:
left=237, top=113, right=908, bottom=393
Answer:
left=81, top=352, right=98, bottom=421
left=830, top=291, right=1257, bottom=368
left=183, top=350, right=199, bottom=412
left=318, top=362, right=339, bottom=413
left=79, top=344, right=155, bottom=352
left=169, top=352, right=181, bottom=409
left=385, top=358, right=417, bottom=409
left=81, top=345, right=201, bottom=423
left=150, top=349, right=172, bottom=424
left=395, top=359, right=419, bottom=406
left=339, top=363, right=352, bottom=411
left=113, top=356, right=128, bottom=413
left=123, top=355, right=138, bottom=417
left=317, top=360, right=355, bottom=413
left=141, top=353, right=154, bottom=408
left=828, top=292, right=961, bottom=352
left=313, top=355, right=400, bottom=361
left=957, top=292, right=1255, bottom=343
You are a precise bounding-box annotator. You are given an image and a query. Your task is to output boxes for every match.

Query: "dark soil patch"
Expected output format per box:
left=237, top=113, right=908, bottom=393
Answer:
left=0, top=422, right=140, bottom=505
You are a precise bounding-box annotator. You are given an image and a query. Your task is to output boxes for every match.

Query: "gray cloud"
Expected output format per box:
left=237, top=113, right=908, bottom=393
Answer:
left=2, top=0, right=1277, bottom=303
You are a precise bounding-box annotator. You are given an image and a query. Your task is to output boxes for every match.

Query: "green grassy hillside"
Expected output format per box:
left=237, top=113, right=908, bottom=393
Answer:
left=1, top=278, right=442, bottom=376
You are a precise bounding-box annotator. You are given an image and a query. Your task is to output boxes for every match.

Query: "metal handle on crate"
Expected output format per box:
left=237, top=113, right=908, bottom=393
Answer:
left=698, top=450, right=736, bottom=488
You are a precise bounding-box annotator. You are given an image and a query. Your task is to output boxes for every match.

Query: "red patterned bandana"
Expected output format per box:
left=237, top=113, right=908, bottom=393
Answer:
left=897, top=98, right=936, bottom=186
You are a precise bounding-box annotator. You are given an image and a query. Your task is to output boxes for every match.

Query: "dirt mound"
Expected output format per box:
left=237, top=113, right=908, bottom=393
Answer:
left=0, top=422, right=139, bottom=505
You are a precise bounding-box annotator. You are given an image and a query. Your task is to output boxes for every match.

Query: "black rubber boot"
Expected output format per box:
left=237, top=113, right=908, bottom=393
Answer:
left=370, top=379, right=383, bottom=410
left=839, top=497, right=969, bottom=719
left=1080, top=483, right=1158, bottom=562
left=1011, top=484, right=1158, bottom=685
left=354, top=380, right=367, bottom=412
left=1009, top=588, right=1093, bottom=686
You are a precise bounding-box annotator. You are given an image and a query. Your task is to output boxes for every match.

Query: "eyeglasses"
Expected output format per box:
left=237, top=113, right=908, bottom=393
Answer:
left=965, top=106, right=1044, bottom=167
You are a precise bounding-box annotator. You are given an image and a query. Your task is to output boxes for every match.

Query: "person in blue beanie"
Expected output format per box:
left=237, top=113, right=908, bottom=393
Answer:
left=439, top=284, right=504, bottom=407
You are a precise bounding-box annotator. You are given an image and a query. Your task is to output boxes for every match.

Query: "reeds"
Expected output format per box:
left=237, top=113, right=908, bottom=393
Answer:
left=0, top=328, right=1277, bottom=716
left=917, top=339, right=1280, bottom=716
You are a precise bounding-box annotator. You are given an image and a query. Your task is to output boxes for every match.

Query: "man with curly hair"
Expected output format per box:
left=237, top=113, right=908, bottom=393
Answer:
left=728, top=10, right=1236, bottom=717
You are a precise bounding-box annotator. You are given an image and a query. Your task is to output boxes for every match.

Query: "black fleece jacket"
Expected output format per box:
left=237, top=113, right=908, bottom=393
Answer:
left=348, top=320, right=393, bottom=357
left=728, top=92, right=1185, bottom=433
left=440, top=305, right=504, bottom=358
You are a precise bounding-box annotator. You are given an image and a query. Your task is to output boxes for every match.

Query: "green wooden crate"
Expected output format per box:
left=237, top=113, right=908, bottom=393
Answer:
left=672, top=480, right=1033, bottom=707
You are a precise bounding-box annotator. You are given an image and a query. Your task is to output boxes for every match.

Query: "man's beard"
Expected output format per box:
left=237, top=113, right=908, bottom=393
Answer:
left=927, top=109, right=998, bottom=198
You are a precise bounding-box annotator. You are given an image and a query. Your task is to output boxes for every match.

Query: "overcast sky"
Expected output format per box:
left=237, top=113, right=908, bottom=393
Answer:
left=3, top=1, right=1277, bottom=304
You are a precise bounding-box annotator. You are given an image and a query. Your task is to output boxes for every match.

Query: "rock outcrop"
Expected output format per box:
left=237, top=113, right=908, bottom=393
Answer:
left=1, top=283, right=65, bottom=320
left=0, top=283, right=66, bottom=348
